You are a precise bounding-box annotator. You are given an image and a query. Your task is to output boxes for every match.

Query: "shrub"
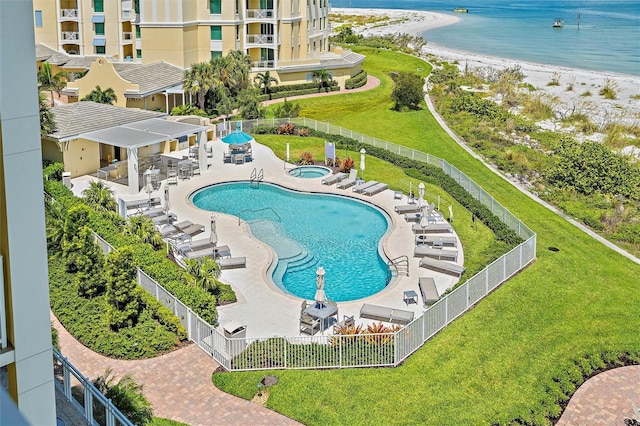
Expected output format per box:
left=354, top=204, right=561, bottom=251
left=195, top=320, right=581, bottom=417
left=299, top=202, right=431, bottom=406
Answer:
left=299, top=151, right=314, bottom=165
left=345, top=71, right=368, bottom=90
left=599, top=78, right=618, bottom=100
left=93, top=369, right=153, bottom=425
left=170, top=104, right=207, bottom=117
left=43, top=162, right=64, bottom=181
left=273, top=98, right=301, bottom=119
left=340, top=157, right=355, bottom=173
left=277, top=122, right=296, bottom=135
left=105, top=248, right=142, bottom=330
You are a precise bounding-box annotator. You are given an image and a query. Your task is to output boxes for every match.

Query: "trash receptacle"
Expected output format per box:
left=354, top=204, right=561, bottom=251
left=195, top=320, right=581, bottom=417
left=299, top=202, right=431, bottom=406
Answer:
left=62, top=172, right=72, bottom=189
left=223, top=321, right=247, bottom=357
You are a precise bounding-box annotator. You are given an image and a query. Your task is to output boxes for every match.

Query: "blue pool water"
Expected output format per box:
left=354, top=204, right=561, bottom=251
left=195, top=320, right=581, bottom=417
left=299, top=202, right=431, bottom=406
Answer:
left=288, top=165, right=331, bottom=178
left=191, top=182, right=390, bottom=301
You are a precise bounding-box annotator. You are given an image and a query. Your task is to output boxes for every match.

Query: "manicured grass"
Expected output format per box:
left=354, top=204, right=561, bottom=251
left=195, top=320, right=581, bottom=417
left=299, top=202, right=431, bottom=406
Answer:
left=214, top=49, right=640, bottom=424
left=150, top=418, right=189, bottom=426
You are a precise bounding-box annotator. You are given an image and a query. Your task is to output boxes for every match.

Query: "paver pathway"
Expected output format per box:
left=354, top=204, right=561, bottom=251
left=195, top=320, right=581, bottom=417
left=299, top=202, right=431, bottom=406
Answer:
left=557, top=365, right=640, bottom=425
left=52, top=313, right=300, bottom=426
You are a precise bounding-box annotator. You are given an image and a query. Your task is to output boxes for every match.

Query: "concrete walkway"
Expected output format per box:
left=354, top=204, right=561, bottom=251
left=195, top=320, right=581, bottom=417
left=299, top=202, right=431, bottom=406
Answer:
left=52, top=313, right=300, bottom=426
left=557, top=365, right=640, bottom=425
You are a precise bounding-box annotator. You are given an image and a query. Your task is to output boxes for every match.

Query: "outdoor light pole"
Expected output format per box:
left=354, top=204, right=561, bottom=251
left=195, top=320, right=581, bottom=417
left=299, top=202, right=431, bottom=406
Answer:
left=360, top=148, right=366, bottom=180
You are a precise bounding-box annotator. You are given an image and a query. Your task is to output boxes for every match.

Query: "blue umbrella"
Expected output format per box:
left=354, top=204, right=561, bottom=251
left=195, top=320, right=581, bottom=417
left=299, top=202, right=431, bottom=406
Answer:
left=221, top=122, right=254, bottom=144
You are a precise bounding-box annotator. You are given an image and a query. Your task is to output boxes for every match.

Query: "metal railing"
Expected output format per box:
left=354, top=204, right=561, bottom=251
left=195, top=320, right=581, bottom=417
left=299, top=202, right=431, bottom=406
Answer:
left=60, top=9, right=79, bottom=18
left=61, top=31, right=80, bottom=41
left=246, top=8, right=275, bottom=19
left=53, top=348, right=133, bottom=426
left=246, top=34, right=276, bottom=45
left=86, top=118, right=535, bottom=371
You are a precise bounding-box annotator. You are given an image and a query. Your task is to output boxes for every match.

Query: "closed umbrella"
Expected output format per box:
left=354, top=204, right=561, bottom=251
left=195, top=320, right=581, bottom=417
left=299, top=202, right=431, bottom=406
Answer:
left=164, top=185, right=170, bottom=214
left=144, top=171, right=153, bottom=200
left=418, top=182, right=425, bottom=209
left=209, top=214, right=218, bottom=247
left=314, top=266, right=326, bottom=308
left=360, top=148, right=366, bottom=180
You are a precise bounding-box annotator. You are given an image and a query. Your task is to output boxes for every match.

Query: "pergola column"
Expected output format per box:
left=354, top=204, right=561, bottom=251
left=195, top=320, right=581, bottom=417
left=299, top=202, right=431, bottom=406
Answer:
left=198, top=130, right=207, bottom=172
left=127, top=147, right=139, bottom=194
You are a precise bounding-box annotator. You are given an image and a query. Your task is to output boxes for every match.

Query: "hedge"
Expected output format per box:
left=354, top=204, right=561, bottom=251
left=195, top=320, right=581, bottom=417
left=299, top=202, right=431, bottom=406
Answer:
left=345, top=71, right=368, bottom=90
left=251, top=127, right=524, bottom=246
left=268, top=80, right=339, bottom=94
left=258, top=85, right=340, bottom=102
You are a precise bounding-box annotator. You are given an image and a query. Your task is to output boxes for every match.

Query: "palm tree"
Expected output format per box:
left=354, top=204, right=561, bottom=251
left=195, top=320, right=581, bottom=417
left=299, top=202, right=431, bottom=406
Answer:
left=183, top=62, right=212, bottom=111
left=39, top=91, right=56, bottom=136
left=37, top=62, right=67, bottom=106
left=45, top=198, right=67, bottom=250
left=125, top=215, right=163, bottom=249
left=312, top=68, right=333, bottom=91
left=81, top=85, right=118, bottom=104
left=82, top=180, right=117, bottom=212
left=92, top=369, right=153, bottom=426
left=225, top=50, right=252, bottom=94
left=184, top=257, right=221, bottom=293
left=254, top=71, right=279, bottom=97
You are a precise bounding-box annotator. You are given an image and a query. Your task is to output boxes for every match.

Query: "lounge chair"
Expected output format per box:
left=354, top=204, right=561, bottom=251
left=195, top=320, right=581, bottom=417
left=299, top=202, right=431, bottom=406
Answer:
left=415, top=235, right=458, bottom=248
left=336, top=169, right=359, bottom=189
left=151, top=213, right=177, bottom=226
left=414, top=246, right=458, bottom=262
left=352, top=180, right=378, bottom=193
left=418, top=277, right=440, bottom=306
left=183, top=244, right=231, bottom=260
left=170, top=223, right=205, bottom=242
left=321, top=172, right=346, bottom=185
left=139, top=206, right=166, bottom=218
left=359, top=303, right=414, bottom=325
left=173, top=238, right=216, bottom=255
left=412, top=223, right=453, bottom=234
left=219, top=256, right=246, bottom=269
left=300, top=313, right=321, bottom=335
left=394, top=204, right=422, bottom=214
left=157, top=223, right=181, bottom=239
left=419, top=257, right=465, bottom=277
left=362, top=182, right=388, bottom=196
left=125, top=197, right=161, bottom=213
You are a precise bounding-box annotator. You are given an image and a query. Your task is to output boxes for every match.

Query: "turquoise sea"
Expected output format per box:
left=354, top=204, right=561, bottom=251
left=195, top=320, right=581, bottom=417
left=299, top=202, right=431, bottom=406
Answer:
left=332, top=0, right=640, bottom=75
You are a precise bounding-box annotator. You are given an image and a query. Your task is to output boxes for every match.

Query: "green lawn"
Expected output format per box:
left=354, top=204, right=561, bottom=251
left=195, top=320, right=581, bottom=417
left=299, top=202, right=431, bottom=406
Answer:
left=214, top=48, right=640, bottom=424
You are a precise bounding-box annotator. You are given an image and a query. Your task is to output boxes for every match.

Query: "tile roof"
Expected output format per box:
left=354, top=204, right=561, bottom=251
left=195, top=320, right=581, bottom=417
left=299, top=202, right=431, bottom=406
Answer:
left=117, top=62, right=185, bottom=96
left=35, top=43, right=70, bottom=65
left=49, top=102, right=166, bottom=140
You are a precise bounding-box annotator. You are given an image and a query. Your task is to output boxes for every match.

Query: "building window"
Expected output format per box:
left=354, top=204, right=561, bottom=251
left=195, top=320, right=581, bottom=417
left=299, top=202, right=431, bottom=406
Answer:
left=209, top=0, right=221, bottom=14
left=35, top=10, right=43, bottom=27
left=210, top=26, right=222, bottom=40
left=313, top=19, right=316, bottom=29
left=236, top=25, right=240, bottom=41
left=136, top=49, right=142, bottom=59
left=211, top=51, right=222, bottom=59
left=94, top=23, right=105, bottom=35
left=95, top=46, right=106, bottom=54
left=135, top=25, right=141, bottom=38
left=134, top=0, right=140, bottom=14
left=94, top=0, right=104, bottom=13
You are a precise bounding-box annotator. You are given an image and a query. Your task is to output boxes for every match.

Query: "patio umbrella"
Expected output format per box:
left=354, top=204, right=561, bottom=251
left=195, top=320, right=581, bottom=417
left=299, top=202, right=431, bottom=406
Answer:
left=314, top=266, right=327, bottom=307
left=221, top=122, right=254, bottom=145
left=209, top=214, right=218, bottom=247
left=418, top=182, right=425, bottom=209
left=164, top=185, right=170, bottom=214
left=360, top=148, right=366, bottom=180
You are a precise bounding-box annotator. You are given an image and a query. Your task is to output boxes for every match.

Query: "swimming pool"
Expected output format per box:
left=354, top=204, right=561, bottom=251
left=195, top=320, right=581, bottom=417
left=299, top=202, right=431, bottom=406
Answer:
left=191, top=182, right=391, bottom=302
left=287, top=165, right=331, bottom=178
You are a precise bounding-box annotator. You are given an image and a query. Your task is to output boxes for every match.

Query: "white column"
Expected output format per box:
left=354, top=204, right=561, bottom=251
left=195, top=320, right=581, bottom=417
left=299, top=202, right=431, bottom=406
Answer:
left=0, top=1, right=56, bottom=424
left=127, top=147, right=139, bottom=193
left=198, top=130, right=207, bottom=172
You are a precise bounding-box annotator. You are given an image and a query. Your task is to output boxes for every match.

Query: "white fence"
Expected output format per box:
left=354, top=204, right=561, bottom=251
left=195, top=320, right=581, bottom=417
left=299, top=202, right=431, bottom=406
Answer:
left=91, top=119, right=536, bottom=371
left=53, top=348, right=133, bottom=426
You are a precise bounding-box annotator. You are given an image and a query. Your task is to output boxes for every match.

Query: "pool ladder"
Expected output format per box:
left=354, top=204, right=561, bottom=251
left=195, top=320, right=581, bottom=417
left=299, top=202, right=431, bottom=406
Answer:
left=387, top=255, right=409, bottom=281
left=250, top=168, right=263, bottom=187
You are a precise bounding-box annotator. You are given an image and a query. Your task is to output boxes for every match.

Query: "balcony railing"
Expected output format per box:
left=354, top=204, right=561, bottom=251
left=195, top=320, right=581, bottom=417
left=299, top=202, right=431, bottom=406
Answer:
left=122, top=31, right=133, bottom=41
left=246, top=8, right=275, bottom=19
left=61, top=31, right=80, bottom=41
left=60, top=9, right=79, bottom=19
left=251, top=60, right=275, bottom=69
left=246, top=34, right=275, bottom=45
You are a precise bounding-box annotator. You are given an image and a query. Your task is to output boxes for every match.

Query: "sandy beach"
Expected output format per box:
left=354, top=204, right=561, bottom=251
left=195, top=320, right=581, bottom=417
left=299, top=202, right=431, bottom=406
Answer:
left=333, top=8, right=640, bottom=132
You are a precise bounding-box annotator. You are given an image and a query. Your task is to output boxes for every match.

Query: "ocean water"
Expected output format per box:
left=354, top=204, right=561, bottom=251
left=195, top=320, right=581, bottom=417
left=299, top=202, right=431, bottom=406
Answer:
left=331, top=0, right=640, bottom=75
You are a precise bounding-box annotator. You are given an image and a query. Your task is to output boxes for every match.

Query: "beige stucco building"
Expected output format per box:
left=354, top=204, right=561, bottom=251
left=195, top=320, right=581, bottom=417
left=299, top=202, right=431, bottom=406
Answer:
left=33, top=0, right=364, bottom=90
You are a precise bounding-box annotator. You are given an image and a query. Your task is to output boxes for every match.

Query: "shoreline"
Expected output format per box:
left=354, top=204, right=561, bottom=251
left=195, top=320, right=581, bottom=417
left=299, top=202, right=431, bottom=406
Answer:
left=333, top=7, right=640, bottom=128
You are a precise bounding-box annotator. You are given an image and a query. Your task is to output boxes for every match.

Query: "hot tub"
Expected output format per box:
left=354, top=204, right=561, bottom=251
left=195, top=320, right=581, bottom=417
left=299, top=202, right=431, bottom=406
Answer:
left=287, top=165, right=331, bottom=178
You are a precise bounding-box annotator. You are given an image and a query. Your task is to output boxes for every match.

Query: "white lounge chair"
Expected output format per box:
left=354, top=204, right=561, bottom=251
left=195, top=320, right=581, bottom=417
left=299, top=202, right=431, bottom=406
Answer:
left=414, top=246, right=458, bottom=262
left=321, top=172, right=346, bottom=185
left=412, top=223, right=453, bottom=234
left=415, top=235, right=458, bottom=248
left=219, top=256, right=246, bottom=269
left=419, top=257, right=465, bottom=277
left=336, top=169, right=359, bottom=189
left=362, top=182, right=388, bottom=196
left=359, top=303, right=414, bottom=325
left=352, top=180, right=378, bottom=193
left=394, top=204, right=422, bottom=214
left=418, top=277, right=439, bottom=306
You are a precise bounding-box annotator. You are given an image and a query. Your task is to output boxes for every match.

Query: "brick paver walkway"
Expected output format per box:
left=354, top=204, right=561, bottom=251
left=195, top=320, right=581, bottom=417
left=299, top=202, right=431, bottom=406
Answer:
left=52, top=313, right=300, bottom=426
left=557, top=365, right=640, bottom=425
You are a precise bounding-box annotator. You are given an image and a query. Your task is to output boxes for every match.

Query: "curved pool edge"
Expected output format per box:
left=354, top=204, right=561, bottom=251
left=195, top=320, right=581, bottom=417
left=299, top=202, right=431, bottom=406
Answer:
left=188, top=180, right=397, bottom=302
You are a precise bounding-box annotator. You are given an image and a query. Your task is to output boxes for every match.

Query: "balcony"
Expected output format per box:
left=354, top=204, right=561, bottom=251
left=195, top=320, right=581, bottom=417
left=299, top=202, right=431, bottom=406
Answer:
left=251, top=60, right=275, bottom=69
left=122, top=32, right=133, bottom=42
left=246, top=34, right=276, bottom=45
left=60, top=9, right=79, bottom=20
left=61, top=31, right=80, bottom=42
left=246, top=8, right=275, bottom=20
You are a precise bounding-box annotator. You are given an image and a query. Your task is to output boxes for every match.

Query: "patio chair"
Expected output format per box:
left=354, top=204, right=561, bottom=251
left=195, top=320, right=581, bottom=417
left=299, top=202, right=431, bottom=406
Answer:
left=336, top=169, right=359, bottom=189
left=418, top=277, right=439, bottom=306
left=352, top=180, right=378, bottom=193
left=321, top=172, right=346, bottom=185
left=219, top=256, right=246, bottom=269
left=223, top=152, right=232, bottom=164
left=362, top=182, right=388, bottom=196
left=167, top=167, right=178, bottom=185
left=333, top=315, right=355, bottom=334
left=300, top=313, right=321, bottom=335
left=206, top=144, right=213, bottom=158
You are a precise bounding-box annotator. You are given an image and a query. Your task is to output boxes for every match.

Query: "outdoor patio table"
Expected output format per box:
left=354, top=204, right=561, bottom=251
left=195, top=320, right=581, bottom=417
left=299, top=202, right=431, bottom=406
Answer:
left=304, top=303, right=338, bottom=334
left=403, top=290, right=419, bottom=306
left=97, top=164, right=117, bottom=181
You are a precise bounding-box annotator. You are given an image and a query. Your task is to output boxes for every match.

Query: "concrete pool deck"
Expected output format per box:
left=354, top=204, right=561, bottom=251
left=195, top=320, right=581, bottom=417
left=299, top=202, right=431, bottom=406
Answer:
left=70, top=138, right=464, bottom=338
